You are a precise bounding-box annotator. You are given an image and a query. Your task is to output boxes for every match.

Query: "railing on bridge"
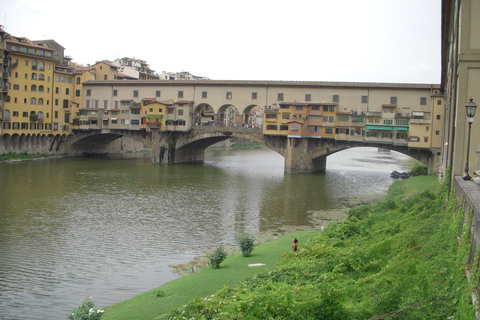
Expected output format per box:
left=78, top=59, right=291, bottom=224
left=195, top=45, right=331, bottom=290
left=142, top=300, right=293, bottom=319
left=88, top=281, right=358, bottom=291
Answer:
left=193, top=125, right=263, bottom=134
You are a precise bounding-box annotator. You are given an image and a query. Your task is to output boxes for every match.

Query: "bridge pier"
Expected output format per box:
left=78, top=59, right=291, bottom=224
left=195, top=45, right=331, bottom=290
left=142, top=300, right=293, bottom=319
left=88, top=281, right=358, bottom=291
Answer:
left=284, top=137, right=328, bottom=173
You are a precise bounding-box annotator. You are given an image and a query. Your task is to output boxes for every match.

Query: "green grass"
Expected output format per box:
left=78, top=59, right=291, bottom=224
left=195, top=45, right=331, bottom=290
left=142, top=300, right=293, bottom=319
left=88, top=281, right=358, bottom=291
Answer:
left=231, top=142, right=262, bottom=148
left=102, top=231, right=319, bottom=320
left=0, top=152, right=51, bottom=161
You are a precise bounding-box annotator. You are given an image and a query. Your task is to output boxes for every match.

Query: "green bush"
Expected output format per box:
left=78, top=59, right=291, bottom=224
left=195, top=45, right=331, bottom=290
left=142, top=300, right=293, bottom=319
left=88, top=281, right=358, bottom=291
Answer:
left=411, top=163, right=428, bottom=176
left=238, top=232, right=255, bottom=257
left=67, top=297, right=103, bottom=320
left=208, top=246, right=227, bottom=269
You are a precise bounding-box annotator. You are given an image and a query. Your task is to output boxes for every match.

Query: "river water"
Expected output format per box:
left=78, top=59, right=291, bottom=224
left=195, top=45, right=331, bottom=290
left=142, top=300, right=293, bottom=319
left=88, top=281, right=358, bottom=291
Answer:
left=0, top=147, right=417, bottom=319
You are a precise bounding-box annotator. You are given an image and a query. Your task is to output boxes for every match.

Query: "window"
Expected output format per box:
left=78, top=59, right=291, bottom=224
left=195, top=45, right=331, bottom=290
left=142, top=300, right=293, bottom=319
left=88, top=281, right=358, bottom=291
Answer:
left=55, top=99, right=58, bottom=106
left=32, top=73, right=37, bottom=80
left=76, top=77, right=81, bottom=85
left=282, top=114, right=290, bottom=119
left=131, top=119, right=140, bottom=125
left=266, top=125, right=278, bottom=130
left=38, top=98, right=44, bottom=105
left=103, top=100, right=108, bottom=108
left=305, top=94, right=311, bottom=101
left=63, top=99, right=68, bottom=108
left=13, top=111, right=18, bottom=117
left=38, top=85, right=44, bottom=92
left=32, top=60, right=37, bottom=70
left=168, top=108, right=174, bottom=114
left=112, top=89, right=117, bottom=96
left=65, top=88, right=69, bottom=95
left=310, top=115, right=321, bottom=121
left=329, top=105, right=335, bottom=112
left=277, top=93, right=284, bottom=101
left=384, top=119, right=393, bottom=125
left=361, top=95, right=368, bottom=103
left=76, top=90, right=80, bottom=97
left=329, top=116, right=334, bottom=122
left=156, top=90, right=161, bottom=97
left=396, top=119, right=409, bottom=126
left=436, top=130, right=440, bottom=135
left=280, top=125, right=289, bottom=131
left=311, top=105, right=320, bottom=111
left=94, top=100, right=99, bottom=108
left=291, top=125, right=299, bottom=131
left=295, top=106, right=303, bottom=110
left=55, top=111, right=58, bottom=118
left=420, top=97, right=427, bottom=105
left=31, top=85, right=37, bottom=91
left=265, top=114, right=277, bottom=119
left=178, top=110, right=184, bottom=116
left=333, top=94, right=339, bottom=102
left=226, top=92, right=232, bottom=99
left=201, top=91, right=208, bottom=98
left=86, top=89, right=91, bottom=96
left=39, top=62, right=44, bottom=71
left=323, top=106, right=329, bottom=112
left=30, top=97, right=36, bottom=105
left=437, top=99, right=442, bottom=105
left=338, top=115, right=349, bottom=122
left=133, top=90, right=138, bottom=97
left=252, top=92, right=257, bottom=99
left=323, top=116, right=328, bottom=122
left=436, top=115, right=441, bottom=120
left=424, top=137, right=429, bottom=142
left=178, top=91, right=183, bottom=98
left=325, top=128, right=333, bottom=134
left=104, top=75, right=107, bottom=80
left=391, top=97, right=397, bottom=104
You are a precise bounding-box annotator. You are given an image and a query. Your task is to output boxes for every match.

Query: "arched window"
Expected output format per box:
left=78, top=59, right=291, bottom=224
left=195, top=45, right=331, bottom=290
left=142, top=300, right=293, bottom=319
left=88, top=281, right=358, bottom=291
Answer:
left=4, top=109, right=10, bottom=119
left=30, top=97, right=36, bottom=104
left=76, top=77, right=81, bottom=84
left=39, top=74, right=44, bottom=81
left=31, top=73, right=37, bottom=80
left=7, top=82, right=11, bottom=89
left=31, top=85, right=37, bottom=91
left=38, top=85, right=44, bottom=92
left=38, top=98, right=44, bottom=105
left=5, top=95, right=10, bottom=102
left=37, top=111, right=43, bottom=121
left=39, top=61, right=44, bottom=71
left=32, top=60, right=38, bottom=70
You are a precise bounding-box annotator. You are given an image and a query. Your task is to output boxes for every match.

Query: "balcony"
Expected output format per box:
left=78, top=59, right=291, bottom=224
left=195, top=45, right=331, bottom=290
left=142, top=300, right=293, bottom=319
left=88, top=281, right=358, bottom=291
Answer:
left=30, top=115, right=37, bottom=122
left=146, top=121, right=162, bottom=129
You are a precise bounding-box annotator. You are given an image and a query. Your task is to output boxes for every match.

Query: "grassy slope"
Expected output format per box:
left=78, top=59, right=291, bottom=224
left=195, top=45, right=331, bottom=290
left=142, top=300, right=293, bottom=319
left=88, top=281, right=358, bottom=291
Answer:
left=102, top=231, right=320, bottom=320
left=153, top=175, right=476, bottom=319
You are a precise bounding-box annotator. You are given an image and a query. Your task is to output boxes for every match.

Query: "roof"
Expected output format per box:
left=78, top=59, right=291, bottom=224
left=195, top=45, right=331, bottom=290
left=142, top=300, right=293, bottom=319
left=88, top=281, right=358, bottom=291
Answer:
left=83, top=79, right=440, bottom=90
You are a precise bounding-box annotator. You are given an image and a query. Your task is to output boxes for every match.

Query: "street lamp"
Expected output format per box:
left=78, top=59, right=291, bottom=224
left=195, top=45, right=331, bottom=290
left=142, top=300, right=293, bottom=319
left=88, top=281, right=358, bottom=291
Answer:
left=463, top=98, right=477, bottom=180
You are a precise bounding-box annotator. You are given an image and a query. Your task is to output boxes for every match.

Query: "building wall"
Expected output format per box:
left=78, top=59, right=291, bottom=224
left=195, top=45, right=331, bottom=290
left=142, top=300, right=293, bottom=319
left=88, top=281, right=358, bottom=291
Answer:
left=3, top=39, right=55, bottom=135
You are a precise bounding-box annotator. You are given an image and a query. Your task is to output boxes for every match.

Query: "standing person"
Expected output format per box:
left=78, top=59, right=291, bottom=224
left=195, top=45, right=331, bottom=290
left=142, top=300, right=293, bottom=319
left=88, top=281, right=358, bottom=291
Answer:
left=473, top=170, right=480, bottom=185
left=292, top=238, right=298, bottom=252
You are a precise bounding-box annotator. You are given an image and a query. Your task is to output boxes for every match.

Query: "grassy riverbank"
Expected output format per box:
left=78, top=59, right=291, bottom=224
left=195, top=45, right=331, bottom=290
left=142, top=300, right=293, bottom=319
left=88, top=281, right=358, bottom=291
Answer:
left=102, top=175, right=475, bottom=319
left=0, top=152, right=52, bottom=162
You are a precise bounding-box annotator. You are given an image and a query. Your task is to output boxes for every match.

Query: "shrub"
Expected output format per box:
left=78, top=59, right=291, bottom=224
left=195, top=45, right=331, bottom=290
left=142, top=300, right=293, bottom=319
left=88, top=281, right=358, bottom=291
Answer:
left=411, top=163, right=428, bottom=176
left=67, top=297, right=103, bottom=320
left=238, top=232, right=255, bottom=257
left=208, top=246, right=227, bottom=269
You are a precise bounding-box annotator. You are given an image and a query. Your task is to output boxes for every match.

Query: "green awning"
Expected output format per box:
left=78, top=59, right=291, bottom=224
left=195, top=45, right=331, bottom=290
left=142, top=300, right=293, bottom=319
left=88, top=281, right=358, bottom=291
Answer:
left=146, top=114, right=163, bottom=120
left=395, top=127, right=408, bottom=131
left=366, top=125, right=393, bottom=130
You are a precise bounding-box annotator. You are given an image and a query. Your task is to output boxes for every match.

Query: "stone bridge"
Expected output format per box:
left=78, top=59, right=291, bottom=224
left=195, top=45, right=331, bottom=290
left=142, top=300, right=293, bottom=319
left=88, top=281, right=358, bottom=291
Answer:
left=54, top=126, right=436, bottom=173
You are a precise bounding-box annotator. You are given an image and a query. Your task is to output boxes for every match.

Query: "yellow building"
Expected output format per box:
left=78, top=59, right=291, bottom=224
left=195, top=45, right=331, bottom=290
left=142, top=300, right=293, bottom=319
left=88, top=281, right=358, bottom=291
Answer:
left=0, top=26, right=8, bottom=134
left=3, top=36, right=55, bottom=135
left=92, top=61, right=119, bottom=81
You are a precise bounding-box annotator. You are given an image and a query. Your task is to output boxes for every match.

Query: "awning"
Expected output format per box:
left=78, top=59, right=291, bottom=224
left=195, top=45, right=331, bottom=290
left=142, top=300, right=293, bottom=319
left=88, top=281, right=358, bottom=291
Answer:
left=366, top=125, right=393, bottom=130
left=395, top=127, right=408, bottom=131
left=110, top=118, right=117, bottom=121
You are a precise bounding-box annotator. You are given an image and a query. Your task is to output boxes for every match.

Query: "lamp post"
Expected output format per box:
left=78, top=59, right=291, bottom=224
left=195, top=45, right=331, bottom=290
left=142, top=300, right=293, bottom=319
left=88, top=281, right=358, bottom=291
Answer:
left=463, top=98, right=477, bottom=180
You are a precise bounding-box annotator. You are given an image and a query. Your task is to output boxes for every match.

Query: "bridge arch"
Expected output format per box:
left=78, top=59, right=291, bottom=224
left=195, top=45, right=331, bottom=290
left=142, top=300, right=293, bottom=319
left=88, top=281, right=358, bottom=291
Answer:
left=241, top=104, right=263, bottom=128
left=193, top=103, right=215, bottom=125
left=217, top=104, right=241, bottom=126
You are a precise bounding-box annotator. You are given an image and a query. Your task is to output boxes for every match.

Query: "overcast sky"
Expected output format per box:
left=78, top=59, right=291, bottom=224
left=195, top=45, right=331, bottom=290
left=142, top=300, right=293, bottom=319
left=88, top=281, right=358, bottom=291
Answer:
left=1, top=0, right=441, bottom=84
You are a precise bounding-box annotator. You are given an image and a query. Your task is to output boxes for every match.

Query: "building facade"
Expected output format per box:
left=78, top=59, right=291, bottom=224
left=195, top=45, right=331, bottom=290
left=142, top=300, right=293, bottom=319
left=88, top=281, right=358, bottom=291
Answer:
left=441, top=0, right=480, bottom=182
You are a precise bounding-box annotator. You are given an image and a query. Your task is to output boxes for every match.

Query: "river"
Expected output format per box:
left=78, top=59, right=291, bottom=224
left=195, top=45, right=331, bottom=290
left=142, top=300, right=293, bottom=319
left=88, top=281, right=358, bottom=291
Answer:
left=0, top=147, right=417, bottom=319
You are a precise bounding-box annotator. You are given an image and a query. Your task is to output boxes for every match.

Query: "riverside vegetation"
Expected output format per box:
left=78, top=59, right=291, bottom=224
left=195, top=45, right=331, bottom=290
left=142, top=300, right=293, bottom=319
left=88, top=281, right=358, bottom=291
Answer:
left=102, top=175, right=476, bottom=319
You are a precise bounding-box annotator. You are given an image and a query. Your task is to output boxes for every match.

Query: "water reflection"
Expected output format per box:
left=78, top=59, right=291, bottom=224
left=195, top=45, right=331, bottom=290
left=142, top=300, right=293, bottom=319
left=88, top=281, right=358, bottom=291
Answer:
left=0, top=147, right=418, bottom=319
